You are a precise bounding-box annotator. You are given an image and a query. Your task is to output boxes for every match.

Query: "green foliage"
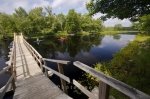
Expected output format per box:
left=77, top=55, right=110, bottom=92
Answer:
left=57, top=14, right=66, bottom=31
left=139, top=14, right=150, bottom=33
left=65, top=9, right=81, bottom=34
left=81, top=15, right=102, bottom=33
left=86, top=0, right=150, bottom=21
left=131, top=22, right=140, bottom=31
left=108, top=35, right=150, bottom=97
left=84, top=63, right=111, bottom=90
left=85, top=35, right=150, bottom=98
left=0, top=13, right=15, bottom=38
left=0, top=7, right=102, bottom=38
left=114, top=24, right=122, bottom=31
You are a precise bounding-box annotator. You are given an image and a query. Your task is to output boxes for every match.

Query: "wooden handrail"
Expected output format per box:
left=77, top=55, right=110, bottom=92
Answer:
left=43, top=58, right=70, bottom=65
left=0, top=65, right=11, bottom=75
left=73, top=79, right=96, bottom=99
left=73, top=61, right=150, bottom=99
left=23, top=37, right=42, bottom=58
left=43, top=64, right=96, bottom=98
left=43, top=65, right=70, bottom=83
left=22, top=36, right=44, bottom=70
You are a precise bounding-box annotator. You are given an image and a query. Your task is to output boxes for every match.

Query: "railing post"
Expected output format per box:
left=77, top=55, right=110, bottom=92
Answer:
left=13, top=39, right=17, bottom=80
left=10, top=62, right=16, bottom=91
left=99, top=81, right=110, bottom=99
left=57, top=63, right=67, bottom=93
left=44, top=60, right=48, bottom=77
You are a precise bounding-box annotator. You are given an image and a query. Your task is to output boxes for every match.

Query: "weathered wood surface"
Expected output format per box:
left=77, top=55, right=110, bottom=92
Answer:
left=13, top=35, right=72, bottom=99
left=73, top=80, right=96, bottom=99
left=73, top=61, right=150, bottom=99
left=43, top=58, right=70, bottom=65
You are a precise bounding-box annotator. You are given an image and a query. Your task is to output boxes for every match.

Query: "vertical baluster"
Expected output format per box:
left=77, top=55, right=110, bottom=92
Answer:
left=57, top=63, right=67, bottom=93
left=99, top=81, right=110, bottom=99
left=11, top=42, right=16, bottom=91
left=44, top=60, right=48, bottom=77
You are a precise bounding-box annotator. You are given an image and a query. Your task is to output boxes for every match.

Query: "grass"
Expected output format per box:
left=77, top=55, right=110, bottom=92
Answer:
left=85, top=34, right=150, bottom=98
left=135, top=34, right=150, bottom=42
left=100, top=30, right=139, bottom=35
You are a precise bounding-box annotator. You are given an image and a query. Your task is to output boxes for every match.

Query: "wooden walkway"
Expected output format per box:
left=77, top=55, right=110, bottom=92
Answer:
left=1, top=33, right=150, bottom=99
left=13, top=35, right=72, bottom=99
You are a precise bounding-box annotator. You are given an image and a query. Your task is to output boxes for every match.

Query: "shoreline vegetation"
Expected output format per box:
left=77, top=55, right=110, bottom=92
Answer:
left=23, top=30, right=138, bottom=39
left=0, top=6, right=139, bottom=40
left=85, top=34, right=150, bottom=98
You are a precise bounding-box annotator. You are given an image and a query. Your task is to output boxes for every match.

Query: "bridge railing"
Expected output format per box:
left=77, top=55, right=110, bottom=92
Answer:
left=22, top=36, right=44, bottom=71
left=22, top=34, right=150, bottom=99
left=42, top=60, right=150, bottom=99
left=0, top=34, right=16, bottom=99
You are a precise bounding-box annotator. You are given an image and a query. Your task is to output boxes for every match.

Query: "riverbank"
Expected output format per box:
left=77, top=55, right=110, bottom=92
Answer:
left=100, top=30, right=139, bottom=35
left=25, top=30, right=138, bottom=39
left=91, top=34, right=150, bottom=98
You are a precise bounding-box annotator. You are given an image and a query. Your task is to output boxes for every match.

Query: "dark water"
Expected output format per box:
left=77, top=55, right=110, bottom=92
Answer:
left=27, top=34, right=135, bottom=98
left=0, top=39, right=11, bottom=88
left=0, top=34, right=136, bottom=98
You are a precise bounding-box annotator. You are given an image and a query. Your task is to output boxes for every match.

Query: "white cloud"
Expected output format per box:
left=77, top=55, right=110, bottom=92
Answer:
left=104, top=18, right=132, bottom=27
left=51, top=0, right=65, bottom=8
left=93, top=13, right=104, bottom=19
left=32, top=0, right=50, bottom=8
left=93, top=13, right=132, bottom=27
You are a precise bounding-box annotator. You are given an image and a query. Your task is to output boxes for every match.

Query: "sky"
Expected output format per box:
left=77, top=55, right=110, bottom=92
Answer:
left=0, top=0, right=132, bottom=27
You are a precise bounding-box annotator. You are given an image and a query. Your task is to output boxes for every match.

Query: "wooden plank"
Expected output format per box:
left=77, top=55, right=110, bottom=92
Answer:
left=43, top=65, right=70, bottom=83
left=13, top=35, right=72, bottom=99
left=73, top=79, right=97, bottom=99
left=43, top=58, right=70, bottom=65
left=73, top=61, right=150, bottom=99
left=14, top=74, right=72, bottom=99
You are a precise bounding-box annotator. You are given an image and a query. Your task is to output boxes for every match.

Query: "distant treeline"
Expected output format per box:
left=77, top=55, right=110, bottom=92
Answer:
left=0, top=6, right=102, bottom=38
left=103, top=24, right=137, bottom=31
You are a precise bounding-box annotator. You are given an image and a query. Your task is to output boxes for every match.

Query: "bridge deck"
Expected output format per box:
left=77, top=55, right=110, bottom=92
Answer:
left=13, top=35, right=71, bottom=99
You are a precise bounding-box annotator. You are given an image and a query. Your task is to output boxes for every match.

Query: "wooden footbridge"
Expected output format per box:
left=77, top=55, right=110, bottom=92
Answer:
left=0, top=33, right=150, bottom=99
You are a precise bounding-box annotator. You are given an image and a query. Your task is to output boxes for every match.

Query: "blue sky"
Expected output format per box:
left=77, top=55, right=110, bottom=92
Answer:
left=0, top=0, right=132, bottom=27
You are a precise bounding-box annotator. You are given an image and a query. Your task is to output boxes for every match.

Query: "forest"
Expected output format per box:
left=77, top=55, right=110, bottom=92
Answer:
left=0, top=7, right=103, bottom=38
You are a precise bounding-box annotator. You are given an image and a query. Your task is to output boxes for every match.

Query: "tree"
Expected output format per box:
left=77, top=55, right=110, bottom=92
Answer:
left=57, top=14, right=66, bottom=31
left=13, top=7, right=28, bottom=33
left=86, top=0, right=150, bottom=21
left=0, top=13, right=15, bottom=38
left=114, top=24, right=122, bottom=31
left=131, top=22, right=140, bottom=31
left=65, top=9, right=81, bottom=34
left=45, top=6, right=52, bottom=16
left=81, top=15, right=102, bottom=33
left=139, top=15, right=150, bottom=33
left=14, top=7, right=28, bottom=17
left=28, top=7, right=45, bottom=34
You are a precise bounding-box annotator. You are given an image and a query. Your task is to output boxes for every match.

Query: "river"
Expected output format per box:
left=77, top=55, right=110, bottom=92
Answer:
left=0, top=33, right=136, bottom=98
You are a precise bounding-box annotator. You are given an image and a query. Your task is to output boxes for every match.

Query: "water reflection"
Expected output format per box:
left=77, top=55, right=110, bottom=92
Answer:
left=0, top=39, right=11, bottom=88
left=28, top=34, right=136, bottom=78
left=29, top=34, right=135, bottom=63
